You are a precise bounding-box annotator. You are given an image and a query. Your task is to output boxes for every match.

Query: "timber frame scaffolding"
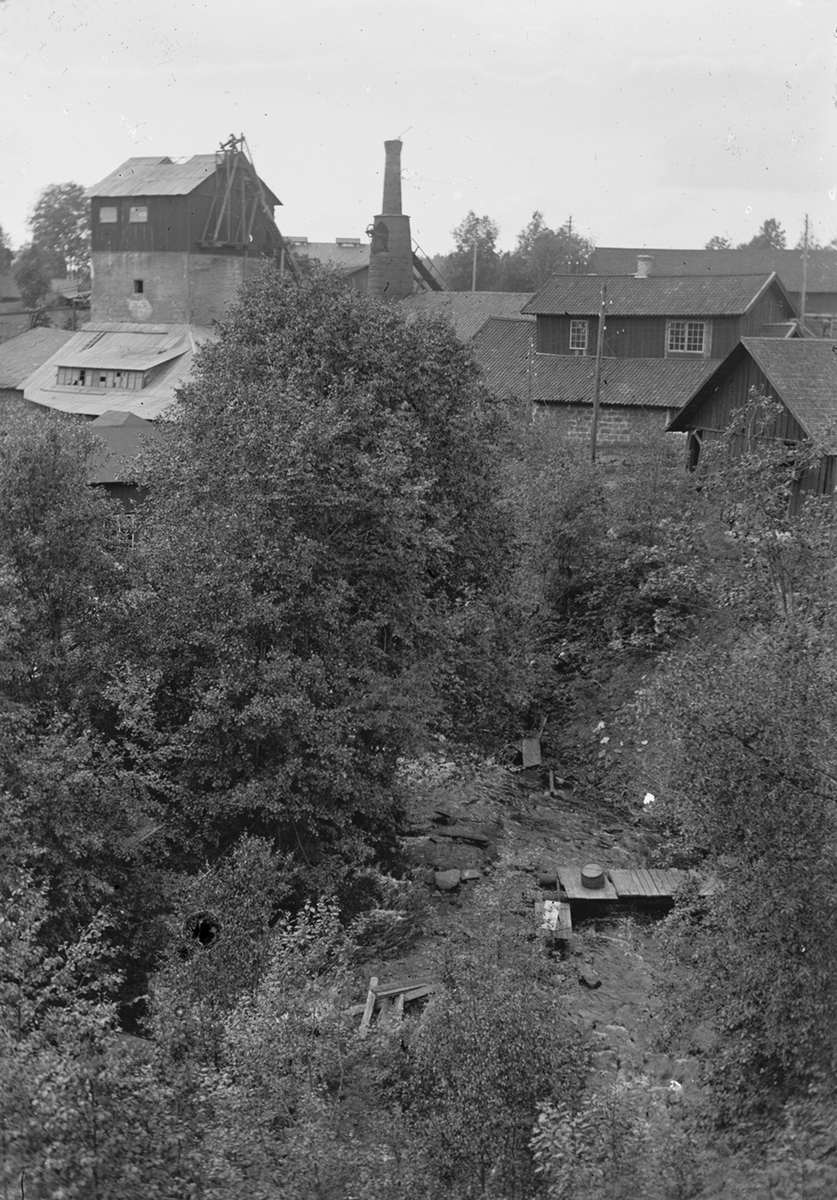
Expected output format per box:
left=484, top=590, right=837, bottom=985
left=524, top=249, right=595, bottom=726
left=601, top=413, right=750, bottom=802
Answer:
left=199, top=133, right=300, bottom=278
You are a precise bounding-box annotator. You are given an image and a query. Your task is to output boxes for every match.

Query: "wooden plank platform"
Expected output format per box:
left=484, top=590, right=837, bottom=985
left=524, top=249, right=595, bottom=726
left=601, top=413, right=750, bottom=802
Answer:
left=556, top=866, right=619, bottom=901
left=607, top=868, right=688, bottom=899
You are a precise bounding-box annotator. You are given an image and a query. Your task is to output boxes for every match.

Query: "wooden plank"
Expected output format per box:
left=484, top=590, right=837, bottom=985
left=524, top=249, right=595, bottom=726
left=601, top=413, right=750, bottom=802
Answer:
left=393, top=992, right=405, bottom=1021
left=359, top=976, right=379, bottom=1039
left=608, top=868, right=642, bottom=898
left=638, top=868, right=658, bottom=896
left=557, top=866, right=619, bottom=901
left=401, top=984, right=438, bottom=1004
left=372, top=976, right=437, bottom=1000
left=522, top=737, right=542, bottom=768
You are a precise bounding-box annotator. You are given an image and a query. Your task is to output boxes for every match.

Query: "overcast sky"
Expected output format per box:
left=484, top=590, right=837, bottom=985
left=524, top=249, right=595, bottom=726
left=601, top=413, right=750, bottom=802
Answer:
left=2, top=0, right=835, bottom=256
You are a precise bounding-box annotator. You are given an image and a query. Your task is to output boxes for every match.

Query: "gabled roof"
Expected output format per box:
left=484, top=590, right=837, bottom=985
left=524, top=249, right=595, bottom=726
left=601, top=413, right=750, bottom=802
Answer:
left=530, top=355, right=718, bottom=409
left=0, top=328, right=76, bottom=389
left=591, top=247, right=837, bottom=297
left=21, top=322, right=216, bottom=419
left=669, top=338, right=837, bottom=442
left=86, top=154, right=281, bottom=207
left=399, top=291, right=534, bottom=341
left=523, top=273, right=789, bottom=318
left=88, top=410, right=164, bottom=484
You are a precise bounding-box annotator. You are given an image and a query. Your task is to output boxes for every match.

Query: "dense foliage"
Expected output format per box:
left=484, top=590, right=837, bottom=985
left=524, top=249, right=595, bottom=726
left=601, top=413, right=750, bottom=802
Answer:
left=437, top=209, right=594, bottom=292
left=28, top=181, right=90, bottom=278
left=3, top=261, right=837, bottom=1194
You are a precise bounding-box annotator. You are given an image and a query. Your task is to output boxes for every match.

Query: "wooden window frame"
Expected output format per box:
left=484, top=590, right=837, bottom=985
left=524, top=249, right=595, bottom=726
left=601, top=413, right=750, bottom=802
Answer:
left=128, top=205, right=148, bottom=223
left=569, top=319, right=588, bottom=354
left=99, top=206, right=118, bottom=223
left=666, top=320, right=709, bottom=356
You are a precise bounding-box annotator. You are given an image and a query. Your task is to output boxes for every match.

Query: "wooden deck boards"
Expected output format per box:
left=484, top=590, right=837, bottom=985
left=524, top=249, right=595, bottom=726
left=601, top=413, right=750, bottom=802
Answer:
left=557, top=866, right=620, bottom=901
left=588, top=867, right=691, bottom=900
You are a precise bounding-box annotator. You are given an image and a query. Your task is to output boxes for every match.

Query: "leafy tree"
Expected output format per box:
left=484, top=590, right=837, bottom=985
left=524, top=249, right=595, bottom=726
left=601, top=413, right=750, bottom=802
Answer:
left=119, top=265, right=511, bottom=865
left=501, top=211, right=594, bottom=291
left=11, top=243, right=52, bottom=309
left=0, top=224, right=12, bottom=273
left=704, top=235, right=732, bottom=250
left=440, top=210, right=502, bottom=290
left=644, top=399, right=837, bottom=1129
left=737, top=217, right=786, bottom=250
left=28, top=181, right=90, bottom=278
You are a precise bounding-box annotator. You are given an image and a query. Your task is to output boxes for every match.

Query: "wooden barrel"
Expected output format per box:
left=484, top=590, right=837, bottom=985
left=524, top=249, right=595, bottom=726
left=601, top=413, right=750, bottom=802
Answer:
left=581, top=863, right=605, bottom=890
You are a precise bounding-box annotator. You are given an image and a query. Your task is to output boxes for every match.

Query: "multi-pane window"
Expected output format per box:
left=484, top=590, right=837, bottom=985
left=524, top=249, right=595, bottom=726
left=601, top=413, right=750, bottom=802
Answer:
left=56, top=365, right=146, bottom=390
left=99, top=206, right=118, bottom=223
left=667, top=321, right=706, bottom=354
left=569, top=319, right=588, bottom=353
left=129, top=205, right=148, bottom=222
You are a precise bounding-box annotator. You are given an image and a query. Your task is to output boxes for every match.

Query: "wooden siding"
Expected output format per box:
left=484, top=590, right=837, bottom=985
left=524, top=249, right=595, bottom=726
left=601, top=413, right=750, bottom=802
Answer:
left=91, top=179, right=278, bottom=255
left=537, top=315, right=600, bottom=355
left=682, top=358, right=806, bottom=441
left=740, top=287, right=795, bottom=336
left=537, top=314, right=737, bottom=359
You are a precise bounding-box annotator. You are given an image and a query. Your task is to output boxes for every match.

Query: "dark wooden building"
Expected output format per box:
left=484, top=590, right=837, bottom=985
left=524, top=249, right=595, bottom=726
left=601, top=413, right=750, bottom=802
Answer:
left=522, top=272, right=797, bottom=360
left=669, top=338, right=837, bottom=501
left=591, top=247, right=837, bottom=333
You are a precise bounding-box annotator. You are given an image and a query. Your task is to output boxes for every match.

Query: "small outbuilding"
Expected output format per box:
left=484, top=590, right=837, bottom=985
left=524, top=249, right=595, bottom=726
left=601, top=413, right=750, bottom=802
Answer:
left=668, top=337, right=837, bottom=502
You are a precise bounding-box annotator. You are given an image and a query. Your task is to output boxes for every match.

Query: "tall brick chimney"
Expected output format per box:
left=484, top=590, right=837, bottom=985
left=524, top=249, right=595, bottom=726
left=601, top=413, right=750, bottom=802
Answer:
left=367, top=140, right=414, bottom=303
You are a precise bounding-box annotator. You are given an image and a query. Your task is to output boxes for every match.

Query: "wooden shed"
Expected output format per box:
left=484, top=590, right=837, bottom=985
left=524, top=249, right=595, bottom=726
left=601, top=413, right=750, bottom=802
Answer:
left=668, top=337, right=837, bottom=501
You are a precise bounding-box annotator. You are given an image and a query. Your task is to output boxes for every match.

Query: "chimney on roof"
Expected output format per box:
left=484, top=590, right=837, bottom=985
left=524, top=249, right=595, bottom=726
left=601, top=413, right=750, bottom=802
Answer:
left=381, top=140, right=403, bottom=216
left=635, top=255, right=653, bottom=279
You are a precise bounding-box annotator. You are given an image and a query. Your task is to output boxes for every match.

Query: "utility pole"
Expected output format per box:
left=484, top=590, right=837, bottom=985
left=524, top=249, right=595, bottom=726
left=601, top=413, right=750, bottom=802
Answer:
left=800, top=213, right=809, bottom=332
left=590, top=283, right=607, bottom=462
left=471, top=240, right=478, bottom=292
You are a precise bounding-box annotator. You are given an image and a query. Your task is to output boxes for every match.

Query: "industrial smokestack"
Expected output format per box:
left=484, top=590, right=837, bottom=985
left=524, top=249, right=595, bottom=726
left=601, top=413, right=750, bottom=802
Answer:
left=382, top=140, right=403, bottom=216
left=368, top=139, right=413, bottom=303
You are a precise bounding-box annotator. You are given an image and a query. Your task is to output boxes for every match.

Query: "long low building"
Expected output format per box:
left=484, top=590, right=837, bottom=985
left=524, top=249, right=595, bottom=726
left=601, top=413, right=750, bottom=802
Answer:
left=20, top=322, right=216, bottom=419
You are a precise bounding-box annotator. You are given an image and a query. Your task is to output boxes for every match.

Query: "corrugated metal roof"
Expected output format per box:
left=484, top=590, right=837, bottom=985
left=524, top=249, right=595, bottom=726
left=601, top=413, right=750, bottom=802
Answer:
left=591, top=247, right=837, bottom=298
left=88, top=410, right=164, bottom=484
left=86, top=154, right=282, bottom=207
left=0, top=328, right=76, bottom=388
left=399, top=291, right=534, bottom=341
left=86, top=156, right=217, bottom=198
left=668, top=338, right=837, bottom=442
left=21, top=322, right=216, bottom=419
left=523, top=274, right=780, bottom=317
left=58, top=326, right=191, bottom=371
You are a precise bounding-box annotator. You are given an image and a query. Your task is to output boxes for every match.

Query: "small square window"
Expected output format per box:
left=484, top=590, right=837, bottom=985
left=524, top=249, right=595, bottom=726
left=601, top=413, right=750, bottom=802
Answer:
left=129, top=206, right=148, bottom=223
left=569, top=319, right=588, bottom=353
left=133, top=280, right=144, bottom=294
left=99, top=206, right=118, bottom=223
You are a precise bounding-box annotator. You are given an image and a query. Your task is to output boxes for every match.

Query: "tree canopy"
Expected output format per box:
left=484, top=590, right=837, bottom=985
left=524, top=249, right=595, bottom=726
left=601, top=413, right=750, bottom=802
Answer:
left=122, top=265, right=512, bottom=863
left=12, top=243, right=52, bottom=309
left=437, top=209, right=594, bottom=292
left=28, top=181, right=90, bottom=278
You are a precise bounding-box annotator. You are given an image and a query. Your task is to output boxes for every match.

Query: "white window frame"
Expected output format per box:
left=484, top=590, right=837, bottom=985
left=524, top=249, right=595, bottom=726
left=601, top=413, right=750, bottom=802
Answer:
left=569, top=319, right=589, bottom=354
left=99, top=206, right=118, bottom=223
left=667, top=320, right=708, bottom=355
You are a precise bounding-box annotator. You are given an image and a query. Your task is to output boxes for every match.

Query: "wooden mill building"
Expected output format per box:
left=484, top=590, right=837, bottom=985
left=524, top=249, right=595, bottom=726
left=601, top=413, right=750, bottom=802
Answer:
left=86, top=134, right=297, bottom=327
